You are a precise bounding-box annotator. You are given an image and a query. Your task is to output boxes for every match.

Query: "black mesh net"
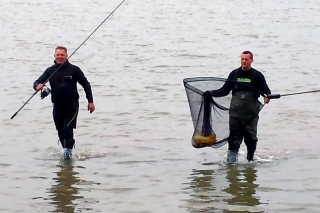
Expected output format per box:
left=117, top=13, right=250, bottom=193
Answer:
left=183, top=77, right=264, bottom=149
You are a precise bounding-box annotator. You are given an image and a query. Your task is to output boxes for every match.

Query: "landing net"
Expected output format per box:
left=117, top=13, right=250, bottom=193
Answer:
left=183, top=77, right=264, bottom=149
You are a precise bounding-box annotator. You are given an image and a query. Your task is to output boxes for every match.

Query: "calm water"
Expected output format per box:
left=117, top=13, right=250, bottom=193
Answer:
left=1, top=0, right=320, bottom=212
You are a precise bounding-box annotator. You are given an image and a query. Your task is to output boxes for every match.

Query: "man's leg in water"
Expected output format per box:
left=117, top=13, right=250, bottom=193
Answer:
left=244, top=115, right=259, bottom=162
left=53, top=104, right=65, bottom=147
left=63, top=101, right=79, bottom=150
left=228, top=115, right=244, bottom=163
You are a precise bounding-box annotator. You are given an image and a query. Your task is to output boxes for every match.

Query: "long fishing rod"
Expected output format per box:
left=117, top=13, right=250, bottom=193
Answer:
left=11, top=0, right=126, bottom=120
left=267, top=89, right=320, bottom=99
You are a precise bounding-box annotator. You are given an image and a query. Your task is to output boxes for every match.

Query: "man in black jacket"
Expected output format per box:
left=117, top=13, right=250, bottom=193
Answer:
left=204, top=51, right=271, bottom=163
left=34, top=46, right=95, bottom=159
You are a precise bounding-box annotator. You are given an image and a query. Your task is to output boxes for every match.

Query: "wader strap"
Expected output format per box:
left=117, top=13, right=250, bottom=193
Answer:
left=234, top=69, right=239, bottom=90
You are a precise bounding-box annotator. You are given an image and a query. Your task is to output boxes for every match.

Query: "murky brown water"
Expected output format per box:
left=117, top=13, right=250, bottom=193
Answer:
left=1, top=0, right=320, bottom=212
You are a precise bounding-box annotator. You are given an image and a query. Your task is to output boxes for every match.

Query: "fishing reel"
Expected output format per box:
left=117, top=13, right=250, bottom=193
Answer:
left=40, top=87, right=51, bottom=99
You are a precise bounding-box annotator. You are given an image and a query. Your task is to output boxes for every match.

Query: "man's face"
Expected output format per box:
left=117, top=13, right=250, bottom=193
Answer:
left=240, top=53, right=253, bottom=70
left=54, top=49, right=68, bottom=64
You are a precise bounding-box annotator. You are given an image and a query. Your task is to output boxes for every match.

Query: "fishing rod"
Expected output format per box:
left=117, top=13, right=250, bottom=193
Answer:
left=11, top=0, right=126, bottom=120
left=267, top=89, right=320, bottom=99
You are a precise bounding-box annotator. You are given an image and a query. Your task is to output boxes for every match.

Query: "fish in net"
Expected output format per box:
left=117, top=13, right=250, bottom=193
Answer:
left=183, top=77, right=264, bottom=149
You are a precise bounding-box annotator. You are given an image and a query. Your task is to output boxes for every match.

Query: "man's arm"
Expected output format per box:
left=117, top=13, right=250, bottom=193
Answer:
left=255, top=72, right=271, bottom=104
left=75, top=67, right=94, bottom=103
left=210, top=71, right=235, bottom=97
left=33, top=68, right=51, bottom=91
left=255, top=72, right=271, bottom=95
left=75, top=67, right=95, bottom=113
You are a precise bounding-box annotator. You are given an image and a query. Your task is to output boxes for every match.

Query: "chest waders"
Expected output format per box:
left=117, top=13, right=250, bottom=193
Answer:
left=227, top=71, right=263, bottom=163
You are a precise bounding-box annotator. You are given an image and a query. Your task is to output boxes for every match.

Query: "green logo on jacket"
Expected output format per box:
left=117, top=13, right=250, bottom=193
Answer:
left=237, top=78, right=251, bottom=83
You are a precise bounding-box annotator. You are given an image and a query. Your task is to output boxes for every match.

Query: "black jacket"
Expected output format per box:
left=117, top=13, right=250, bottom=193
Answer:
left=34, top=60, right=93, bottom=104
left=212, top=67, right=271, bottom=98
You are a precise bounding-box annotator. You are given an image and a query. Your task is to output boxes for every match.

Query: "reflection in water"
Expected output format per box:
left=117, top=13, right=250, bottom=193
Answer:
left=185, top=166, right=262, bottom=213
left=189, top=169, right=215, bottom=203
left=47, top=161, right=83, bottom=213
left=223, top=165, right=260, bottom=207
left=186, top=169, right=217, bottom=213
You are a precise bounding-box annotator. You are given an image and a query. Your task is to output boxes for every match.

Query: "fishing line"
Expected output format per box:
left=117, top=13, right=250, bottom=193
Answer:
left=11, top=0, right=126, bottom=120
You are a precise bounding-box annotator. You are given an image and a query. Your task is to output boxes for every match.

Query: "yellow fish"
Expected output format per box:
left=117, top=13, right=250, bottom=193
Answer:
left=193, top=133, right=217, bottom=145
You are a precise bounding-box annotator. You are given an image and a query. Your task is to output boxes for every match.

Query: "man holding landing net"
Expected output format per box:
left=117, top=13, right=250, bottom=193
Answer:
left=203, top=51, right=271, bottom=164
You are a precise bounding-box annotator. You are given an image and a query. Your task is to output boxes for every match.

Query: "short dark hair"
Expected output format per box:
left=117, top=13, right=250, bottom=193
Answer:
left=55, top=46, right=67, bottom=53
left=242, top=51, right=253, bottom=60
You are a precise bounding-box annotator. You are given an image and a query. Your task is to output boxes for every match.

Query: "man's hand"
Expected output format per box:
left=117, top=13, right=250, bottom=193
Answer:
left=88, top=102, right=95, bottom=113
left=203, top=90, right=212, bottom=98
left=35, top=84, right=44, bottom=91
left=264, top=97, right=270, bottom=104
